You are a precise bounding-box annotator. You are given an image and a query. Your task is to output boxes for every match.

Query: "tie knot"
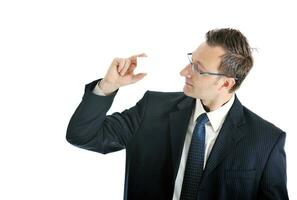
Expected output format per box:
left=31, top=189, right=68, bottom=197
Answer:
left=196, top=113, right=209, bottom=125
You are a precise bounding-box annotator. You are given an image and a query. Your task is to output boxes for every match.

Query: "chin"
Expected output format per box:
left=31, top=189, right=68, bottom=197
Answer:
left=183, top=89, right=195, bottom=98
left=185, top=91, right=203, bottom=100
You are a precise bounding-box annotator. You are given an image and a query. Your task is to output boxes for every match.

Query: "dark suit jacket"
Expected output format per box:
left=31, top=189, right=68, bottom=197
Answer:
left=66, top=79, right=289, bottom=200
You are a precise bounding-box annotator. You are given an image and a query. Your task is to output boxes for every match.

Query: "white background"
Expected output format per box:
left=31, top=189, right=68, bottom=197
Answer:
left=0, top=0, right=296, bottom=199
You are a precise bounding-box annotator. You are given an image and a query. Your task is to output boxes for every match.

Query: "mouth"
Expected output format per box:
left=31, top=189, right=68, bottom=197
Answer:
left=185, top=82, right=193, bottom=87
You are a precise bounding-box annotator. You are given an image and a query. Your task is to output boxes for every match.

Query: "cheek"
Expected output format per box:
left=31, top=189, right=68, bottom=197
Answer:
left=192, top=77, right=208, bottom=88
left=193, top=78, right=218, bottom=93
left=213, top=78, right=225, bottom=90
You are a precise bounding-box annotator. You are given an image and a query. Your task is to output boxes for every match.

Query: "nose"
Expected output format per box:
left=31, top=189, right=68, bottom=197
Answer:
left=180, top=64, right=192, bottom=78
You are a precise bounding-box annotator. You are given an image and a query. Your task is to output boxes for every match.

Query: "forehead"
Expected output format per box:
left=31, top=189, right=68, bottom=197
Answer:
left=192, top=42, right=225, bottom=70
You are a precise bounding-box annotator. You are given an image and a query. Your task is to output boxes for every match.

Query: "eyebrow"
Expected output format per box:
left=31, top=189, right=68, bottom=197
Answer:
left=190, top=52, right=206, bottom=69
left=189, top=52, right=207, bottom=70
left=193, top=58, right=206, bottom=70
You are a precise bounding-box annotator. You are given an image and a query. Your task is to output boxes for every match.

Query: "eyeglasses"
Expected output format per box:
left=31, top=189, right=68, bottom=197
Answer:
left=187, top=53, right=238, bottom=80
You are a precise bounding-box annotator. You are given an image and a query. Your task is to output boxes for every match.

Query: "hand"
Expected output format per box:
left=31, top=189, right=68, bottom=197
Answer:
left=99, top=53, right=148, bottom=95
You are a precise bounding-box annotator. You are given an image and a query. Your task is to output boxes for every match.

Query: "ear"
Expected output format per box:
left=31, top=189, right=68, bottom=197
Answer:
left=220, top=78, right=236, bottom=91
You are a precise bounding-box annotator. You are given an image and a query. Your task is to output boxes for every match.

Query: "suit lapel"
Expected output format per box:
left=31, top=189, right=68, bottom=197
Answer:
left=169, top=95, right=195, bottom=182
left=168, top=95, right=247, bottom=185
left=201, top=96, right=246, bottom=181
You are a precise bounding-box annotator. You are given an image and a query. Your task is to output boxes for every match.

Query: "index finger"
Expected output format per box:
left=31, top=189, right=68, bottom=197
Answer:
left=129, top=53, right=147, bottom=60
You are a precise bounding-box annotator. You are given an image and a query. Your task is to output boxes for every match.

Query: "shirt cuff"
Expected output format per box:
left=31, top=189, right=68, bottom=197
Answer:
left=92, top=81, right=106, bottom=96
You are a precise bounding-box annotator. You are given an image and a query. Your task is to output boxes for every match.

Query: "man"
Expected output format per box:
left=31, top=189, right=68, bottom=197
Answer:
left=66, top=28, right=289, bottom=199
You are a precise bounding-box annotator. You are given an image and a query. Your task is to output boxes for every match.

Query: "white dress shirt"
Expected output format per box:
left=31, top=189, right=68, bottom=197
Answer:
left=92, top=81, right=235, bottom=200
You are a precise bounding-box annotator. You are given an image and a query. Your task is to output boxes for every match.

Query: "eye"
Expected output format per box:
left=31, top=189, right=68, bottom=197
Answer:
left=194, top=63, right=201, bottom=72
left=192, top=63, right=196, bottom=68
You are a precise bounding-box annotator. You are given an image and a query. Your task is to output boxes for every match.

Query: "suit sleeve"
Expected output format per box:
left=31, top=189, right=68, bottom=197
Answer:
left=66, top=79, right=148, bottom=154
left=258, top=132, right=289, bottom=200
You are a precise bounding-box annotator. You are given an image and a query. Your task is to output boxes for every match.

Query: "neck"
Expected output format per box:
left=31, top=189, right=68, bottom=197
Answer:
left=201, top=93, right=234, bottom=112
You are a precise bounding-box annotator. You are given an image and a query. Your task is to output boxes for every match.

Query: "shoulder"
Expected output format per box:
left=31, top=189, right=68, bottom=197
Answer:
left=140, top=90, right=192, bottom=113
left=144, top=90, right=184, bottom=96
left=241, top=105, right=285, bottom=139
left=143, top=90, right=186, bottom=103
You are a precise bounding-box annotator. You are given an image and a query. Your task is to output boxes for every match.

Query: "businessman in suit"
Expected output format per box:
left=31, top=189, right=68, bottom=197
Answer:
left=66, top=28, right=289, bottom=199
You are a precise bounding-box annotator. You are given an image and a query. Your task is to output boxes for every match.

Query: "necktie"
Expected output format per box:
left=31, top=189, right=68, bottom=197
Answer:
left=180, top=113, right=209, bottom=200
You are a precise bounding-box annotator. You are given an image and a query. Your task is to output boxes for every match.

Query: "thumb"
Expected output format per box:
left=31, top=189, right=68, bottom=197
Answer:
left=132, top=73, right=147, bottom=83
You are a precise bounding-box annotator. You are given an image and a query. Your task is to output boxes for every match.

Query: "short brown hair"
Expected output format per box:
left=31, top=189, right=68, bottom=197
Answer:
left=206, top=28, right=253, bottom=92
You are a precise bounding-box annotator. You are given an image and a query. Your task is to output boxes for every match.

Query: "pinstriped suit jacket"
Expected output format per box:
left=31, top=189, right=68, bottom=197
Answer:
left=66, top=79, right=289, bottom=200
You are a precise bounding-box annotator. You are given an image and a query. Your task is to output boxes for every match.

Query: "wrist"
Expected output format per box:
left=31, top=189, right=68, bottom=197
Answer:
left=98, top=79, right=118, bottom=95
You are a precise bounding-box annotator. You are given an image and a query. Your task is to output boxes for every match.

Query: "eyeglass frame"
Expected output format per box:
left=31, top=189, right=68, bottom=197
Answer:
left=187, top=53, right=238, bottom=80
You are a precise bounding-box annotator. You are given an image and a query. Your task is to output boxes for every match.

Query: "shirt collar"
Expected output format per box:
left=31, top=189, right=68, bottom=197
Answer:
left=193, top=95, right=235, bottom=132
